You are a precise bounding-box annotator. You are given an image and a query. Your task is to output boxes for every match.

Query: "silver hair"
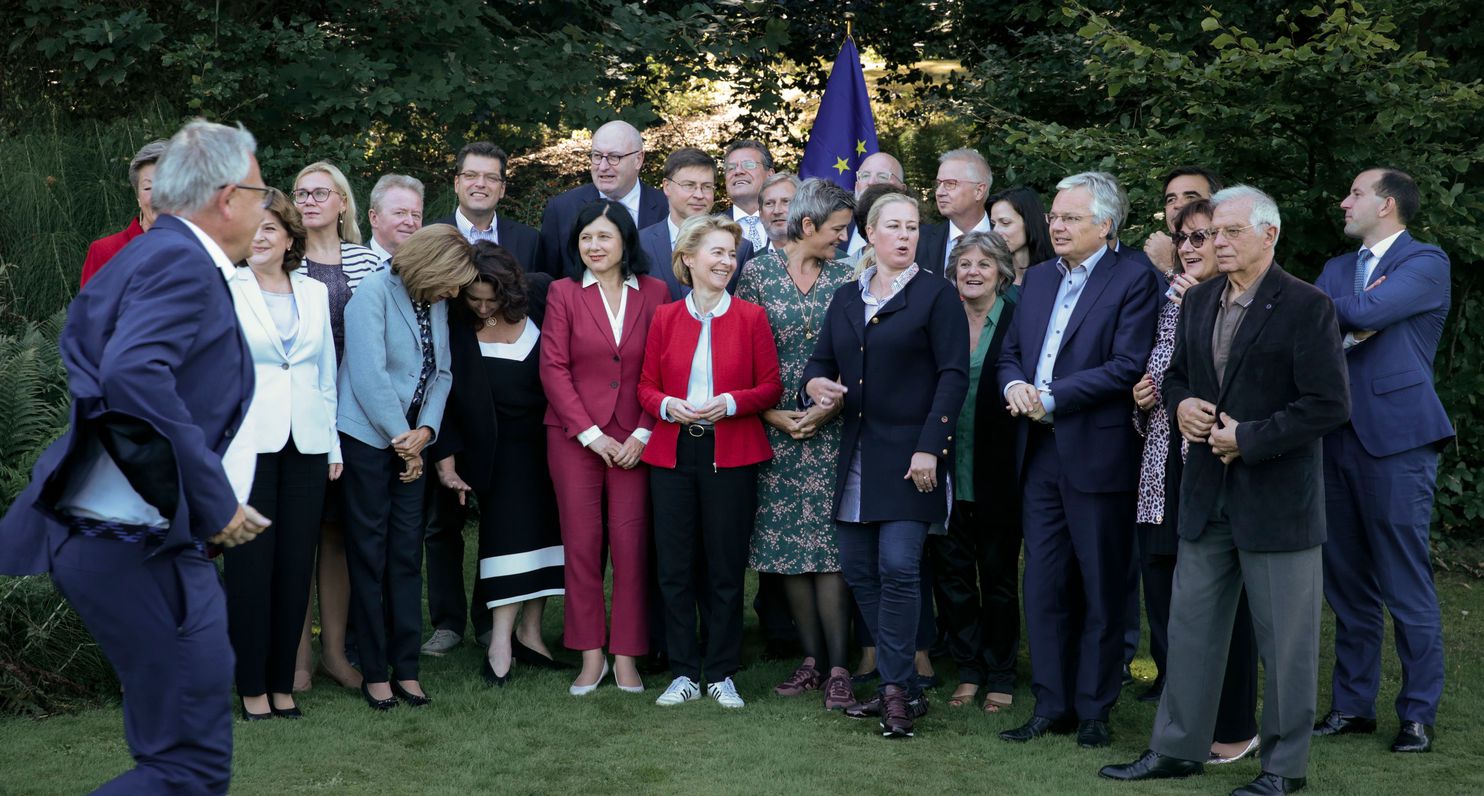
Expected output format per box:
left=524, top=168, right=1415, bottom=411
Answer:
left=1211, top=185, right=1283, bottom=243
left=759, top=171, right=801, bottom=197
left=151, top=119, right=257, bottom=217
left=939, top=148, right=993, bottom=189
left=370, top=174, right=426, bottom=211
left=786, top=178, right=855, bottom=242
left=1055, top=171, right=1123, bottom=239
left=947, top=230, right=1016, bottom=297
left=127, top=139, right=169, bottom=190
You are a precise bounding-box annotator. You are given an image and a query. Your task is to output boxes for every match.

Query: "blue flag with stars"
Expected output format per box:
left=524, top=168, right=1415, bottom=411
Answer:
left=799, top=37, right=879, bottom=192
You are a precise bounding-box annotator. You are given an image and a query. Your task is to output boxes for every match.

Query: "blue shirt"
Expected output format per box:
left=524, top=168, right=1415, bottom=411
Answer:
left=1013, top=245, right=1108, bottom=422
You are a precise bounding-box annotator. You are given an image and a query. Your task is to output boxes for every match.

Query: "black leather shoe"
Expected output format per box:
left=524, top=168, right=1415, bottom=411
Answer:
left=999, top=715, right=1076, bottom=743
left=1099, top=749, right=1204, bottom=781
left=360, top=683, right=398, bottom=711
left=512, top=638, right=573, bottom=671
left=239, top=699, right=272, bottom=722
left=390, top=681, right=432, bottom=707
left=269, top=704, right=303, bottom=720
left=1390, top=721, right=1432, bottom=753
left=482, top=657, right=511, bottom=688
left=1230, top=772, right=1306, bottom=795
left=1136, top=679, right=1165, bottom=704
left=1077, top=719, right=1112, bottom=748
left=1312, top=709, right=1376, bottom=736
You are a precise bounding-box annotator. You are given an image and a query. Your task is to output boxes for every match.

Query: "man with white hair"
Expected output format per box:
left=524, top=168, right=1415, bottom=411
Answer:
left=996, top=171, right=1161, bottom=750
left=1100, top=186, right=1350, bottom=796
left=0, top=119, right=272, bottom=793
left=538, top=120, right=668, bottom=277
left=367, top=174, right=425, bottom=267
left=916, top=148, right=993, bottom=277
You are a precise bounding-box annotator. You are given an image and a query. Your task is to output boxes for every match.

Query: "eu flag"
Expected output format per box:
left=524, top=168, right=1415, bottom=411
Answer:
left=799, top=37, right=879, bottom=193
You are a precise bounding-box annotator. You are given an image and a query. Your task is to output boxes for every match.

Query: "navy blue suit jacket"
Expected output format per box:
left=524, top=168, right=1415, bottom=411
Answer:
left=638, top=220, right=754, bottom=301
left=913, top=222, right=951, bottom=278
left=538, top=182, right=668, bottom=279
left=1316, top=230, right=1453, bottom=457
left=0, top=215, right=254, bottom=574
left=996, top=249, right=1161, bottom=494
left=429, top=213, right=542, bottom=275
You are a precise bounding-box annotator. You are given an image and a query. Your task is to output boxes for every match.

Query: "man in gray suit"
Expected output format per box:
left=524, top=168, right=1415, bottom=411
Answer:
left=1098, top=186, right=1350, bottom=796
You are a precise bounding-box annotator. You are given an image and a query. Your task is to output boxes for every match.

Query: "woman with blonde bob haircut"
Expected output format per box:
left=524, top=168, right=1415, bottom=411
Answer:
left=337, top=224, right=476, bottom=710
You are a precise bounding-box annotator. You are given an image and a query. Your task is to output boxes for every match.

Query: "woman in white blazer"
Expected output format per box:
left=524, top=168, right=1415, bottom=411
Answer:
left=225, top=191, right=341, bottom=721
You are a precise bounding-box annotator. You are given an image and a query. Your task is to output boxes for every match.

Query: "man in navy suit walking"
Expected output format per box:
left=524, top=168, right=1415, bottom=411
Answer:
left=0, top=119, right=270, bottom=793
left=996, top=171, right=1161, bottom=749
left=1312, top=168, right=1452, bottom=753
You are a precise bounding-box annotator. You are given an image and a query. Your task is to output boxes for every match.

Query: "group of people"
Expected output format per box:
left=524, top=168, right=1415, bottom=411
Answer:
left=0, top=115, right=1452, bottom=796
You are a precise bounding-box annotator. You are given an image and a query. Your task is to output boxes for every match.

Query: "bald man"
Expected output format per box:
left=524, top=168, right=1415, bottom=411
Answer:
left=538, top=120, right=669, bottom=278
left=845, top=151, right=906, bottom=257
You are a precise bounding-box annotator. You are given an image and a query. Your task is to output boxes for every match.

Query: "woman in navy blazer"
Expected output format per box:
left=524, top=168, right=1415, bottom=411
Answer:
left=638, top=214, right=782, bottom=708
left=802, top=193, right=969, bottom=738
left=540, top=199, right=670, bottom=695
left=337, top=224, right=476, bottom=710
left=225, top=192, right=340, bottom=721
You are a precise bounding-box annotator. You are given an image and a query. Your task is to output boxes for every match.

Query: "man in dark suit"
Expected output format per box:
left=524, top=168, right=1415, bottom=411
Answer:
left=639, top=147, right=753, bottom=300
left=721, top=139, right=775, bottom=252
left=429, top=141, right=541, bottom=273
left=1100, top=185, right=1350, bottom=796
left=996, top=171, right=1161, bottom=749
left=1312, top=168, right=1452, bottom=753
left=539, top=120, right=668, bottom=278
left=915, top=148, right=993, bottom=277
left=0, top=120, right=270, bottom=793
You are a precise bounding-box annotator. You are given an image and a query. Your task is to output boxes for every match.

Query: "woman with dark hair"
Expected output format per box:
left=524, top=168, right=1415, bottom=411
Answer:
left=226, top=190, right=340, bottom=720
left=986, top=187, right=1055, bottom=285
left=541, top=199, right=670, bottom=696
left=1132, top=199, right=1259, bottom=763
left=433, top=243, right=564, bottom=687
left=338, top=225, right=477, bottom=710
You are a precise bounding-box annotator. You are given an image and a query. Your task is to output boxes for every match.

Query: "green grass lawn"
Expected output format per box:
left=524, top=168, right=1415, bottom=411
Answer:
left=2, top=569, right=1482, bottom=795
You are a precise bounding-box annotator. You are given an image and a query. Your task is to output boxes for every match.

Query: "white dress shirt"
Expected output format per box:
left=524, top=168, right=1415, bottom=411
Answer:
left=606, top=181, right=643, bottom=226
left=368, top=237, right=394, bottom=268
left=575, top=270, right=651, bottom=448
left=660, top=291, right=738, bottom=423
left=944, top=213, right=993, bottom=273
left=455, top=208, right=499, bottom=245
left=732, top=206, right=766, bottom=251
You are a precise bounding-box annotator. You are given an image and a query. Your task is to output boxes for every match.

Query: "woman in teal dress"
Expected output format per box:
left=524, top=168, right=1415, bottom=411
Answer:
left=735, top=178, right=859, bottom=710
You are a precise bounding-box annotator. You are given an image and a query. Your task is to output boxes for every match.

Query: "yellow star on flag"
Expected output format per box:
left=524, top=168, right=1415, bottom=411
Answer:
left=856, top=140, right=867, bottom=155
left=833, top=156, right=850, bottom=174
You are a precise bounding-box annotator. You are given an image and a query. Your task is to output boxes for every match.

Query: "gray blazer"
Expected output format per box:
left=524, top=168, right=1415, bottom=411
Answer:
left=336, top=268, right=452, bottom=448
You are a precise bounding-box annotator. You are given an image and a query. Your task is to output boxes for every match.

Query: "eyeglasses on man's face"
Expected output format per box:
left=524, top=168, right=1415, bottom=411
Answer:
left=223, top=183, right=275, bottom=209
left=457, top=170, right=505, bottom=185
left=1045, top=212, right=1088, bottom=226
left=590, top=149, right=641, bottom=166
left=725, top=160, right=763, bottom=173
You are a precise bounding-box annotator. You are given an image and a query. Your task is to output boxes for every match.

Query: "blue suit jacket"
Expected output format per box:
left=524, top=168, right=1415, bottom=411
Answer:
left=336, top=268, right=452, bottom=448
left=996, top=248, right=1161, bottom=493
left=638, top=220, right=754, bottom=300
left=1316, top=230, right=1453, bottom=457
left=538, top=182, right=668, bottom=279
left=0, top=215, right=254, bottom=573
left=429, top=213, right=542, bottom=275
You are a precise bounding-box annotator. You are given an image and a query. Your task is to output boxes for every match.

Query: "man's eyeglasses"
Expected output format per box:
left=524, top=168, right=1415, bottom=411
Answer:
left=590, top=149, right=642, bottom=166
left=292, top=187, right=342, bottom=205
left=224, top=183, right=276, bottom=209
left=935, top=179, right=984, bottom=192
left=1045, top=213, right=1088, bottom=226
left=724, top=160, right=763, bottom=173
left=1173, top=228, right=1217, bottom=247
left=1213, top=224, right=1258, bottom=240
left=457, top=170, right=505, bottom=185
left=665, top=179, right=716, bottom=195
left=856, top=170, right=899, bottom=184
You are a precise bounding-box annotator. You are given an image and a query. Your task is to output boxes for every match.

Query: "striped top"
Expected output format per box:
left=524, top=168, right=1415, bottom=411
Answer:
left=302, top=241, right=382, bottom=361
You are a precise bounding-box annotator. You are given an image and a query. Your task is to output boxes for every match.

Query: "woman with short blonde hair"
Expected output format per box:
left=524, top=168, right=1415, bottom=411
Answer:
left=671, top=214, right=743, bottom=287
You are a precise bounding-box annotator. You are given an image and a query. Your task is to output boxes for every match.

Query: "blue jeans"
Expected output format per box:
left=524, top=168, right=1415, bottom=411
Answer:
left=836, top=520, right=929, bottom=690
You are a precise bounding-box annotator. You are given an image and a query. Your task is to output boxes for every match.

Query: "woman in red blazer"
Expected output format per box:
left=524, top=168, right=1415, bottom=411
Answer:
left=540, top=199, right=671, bottom=696
left=639, top=215, right=782, bottom=709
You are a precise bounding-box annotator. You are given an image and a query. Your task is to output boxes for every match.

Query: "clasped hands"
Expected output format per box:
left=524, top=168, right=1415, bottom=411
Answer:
left=1004, top=383, right=1047, bottom=422
left=589, top=434, right=645, bottom=469
left=1176, top=397, right=1242, bottom=464
left=763, top=403, right=838, bottom=440
left=391, top=426, right=433, bottom=483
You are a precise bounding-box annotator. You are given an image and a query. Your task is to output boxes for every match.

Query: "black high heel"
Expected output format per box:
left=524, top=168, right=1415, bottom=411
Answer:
left=270, top=703, right=303, bottom=719
left=482, top=657, right=511, bottom=688
left=240, top=698, right=272, bottom=722
left=360, top=682, right=398, bottom=711
left=513, top=638, right=574, bottom=670
left=390, top=680, right=432, bottom=707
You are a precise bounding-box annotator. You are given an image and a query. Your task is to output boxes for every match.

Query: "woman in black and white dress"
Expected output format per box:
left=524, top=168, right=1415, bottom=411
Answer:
left=433, top=242, right=566, bottom=686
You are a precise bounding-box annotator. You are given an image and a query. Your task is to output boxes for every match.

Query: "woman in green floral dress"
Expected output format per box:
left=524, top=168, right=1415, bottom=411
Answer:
left=735, top=178, right=859, bottom=710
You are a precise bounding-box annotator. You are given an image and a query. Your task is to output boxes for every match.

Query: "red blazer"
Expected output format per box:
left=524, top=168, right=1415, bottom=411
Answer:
left=80, top=218, right=145, bottom=288
left=638, top=296, right=782, bottom=469
left=540, top=274, right=671, bottom=439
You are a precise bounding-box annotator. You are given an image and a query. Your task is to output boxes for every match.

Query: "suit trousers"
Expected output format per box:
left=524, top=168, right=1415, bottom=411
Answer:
left=649, top=431, right=755, bottom=682
left=548, top=426, right=650, bottom=655
left=53, top=536, right=233, bottom=794
left=1151, top=515, right=1321, bottom=779
left=1021, top=426, right=1134, bottom=721
left=836, top=519, right=930, bottom=690
left=225, top=441, right=326, bottom=695
left=423, top=477, right=493, bottom=640
left=930, top=499, right=1021, bottom=691
left=1322, top=426, right=1444, bottom=724
left=341, top=434, right=426, bottom=683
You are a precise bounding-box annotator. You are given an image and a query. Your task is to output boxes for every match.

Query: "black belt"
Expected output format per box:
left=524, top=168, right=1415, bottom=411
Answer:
left=682, top=424, right=715, bottom=438
left=67, top=515, right=205, bottom=552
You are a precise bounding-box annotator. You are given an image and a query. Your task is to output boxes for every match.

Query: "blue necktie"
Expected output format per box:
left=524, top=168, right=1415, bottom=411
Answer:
left=1353, top=249, right=1373, bottom=295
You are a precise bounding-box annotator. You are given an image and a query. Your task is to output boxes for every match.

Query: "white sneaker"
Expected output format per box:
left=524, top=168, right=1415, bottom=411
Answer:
left=655, top=676, right=700, bottom=706
left=420, top=628, right=461, bottom=656
left=707, top=677, right=745, bottom=708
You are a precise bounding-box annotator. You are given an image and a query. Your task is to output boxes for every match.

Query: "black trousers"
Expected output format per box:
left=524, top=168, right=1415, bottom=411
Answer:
left=649, top=431, right=755, bottom=682
left=341, top=434, right=426, bottom=683
left=225, top=440, right=326, bottom=695
left=423, top=478, right=492, bottom=639
left=930, top=498, right=1022, bottom=691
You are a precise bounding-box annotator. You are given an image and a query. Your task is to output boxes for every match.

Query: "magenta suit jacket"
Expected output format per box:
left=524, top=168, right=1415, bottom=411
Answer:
left=540, top=274, right=671, bottom=440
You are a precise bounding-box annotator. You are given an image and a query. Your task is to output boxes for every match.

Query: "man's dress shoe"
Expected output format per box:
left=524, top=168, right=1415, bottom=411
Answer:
left=1099, top=749, right=1204, bottom=781
left=1390, top=721, right=1432, bottom=753
left=998, top=715, right=1075, bottom=743
left=1230, top=772, right=1306, bottom=795
left=1312, top=709, right=1376, bottom=736
left=1077, top=719, right=1111, bottom=748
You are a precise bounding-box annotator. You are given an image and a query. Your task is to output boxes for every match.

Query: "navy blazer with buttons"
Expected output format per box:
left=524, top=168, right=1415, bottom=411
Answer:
left=801, top=270, right=970, bottom=524
left=638, top=219, right=754, bottom=300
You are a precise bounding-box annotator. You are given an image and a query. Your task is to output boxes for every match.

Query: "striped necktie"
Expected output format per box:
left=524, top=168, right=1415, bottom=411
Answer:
left=1353, top=248, right=1374, bottom=294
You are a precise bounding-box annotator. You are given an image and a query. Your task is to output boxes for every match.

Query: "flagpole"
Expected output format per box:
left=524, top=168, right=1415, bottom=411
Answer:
left=844, top=11, right=853, bottom=41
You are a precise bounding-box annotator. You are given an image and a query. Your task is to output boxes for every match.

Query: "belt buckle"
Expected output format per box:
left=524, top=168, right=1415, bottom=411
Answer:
left=687, top=424, right=706, bottom=438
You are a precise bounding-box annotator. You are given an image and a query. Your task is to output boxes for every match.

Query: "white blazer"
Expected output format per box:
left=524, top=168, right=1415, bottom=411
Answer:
left=229, top=267, right=342, bottom=463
